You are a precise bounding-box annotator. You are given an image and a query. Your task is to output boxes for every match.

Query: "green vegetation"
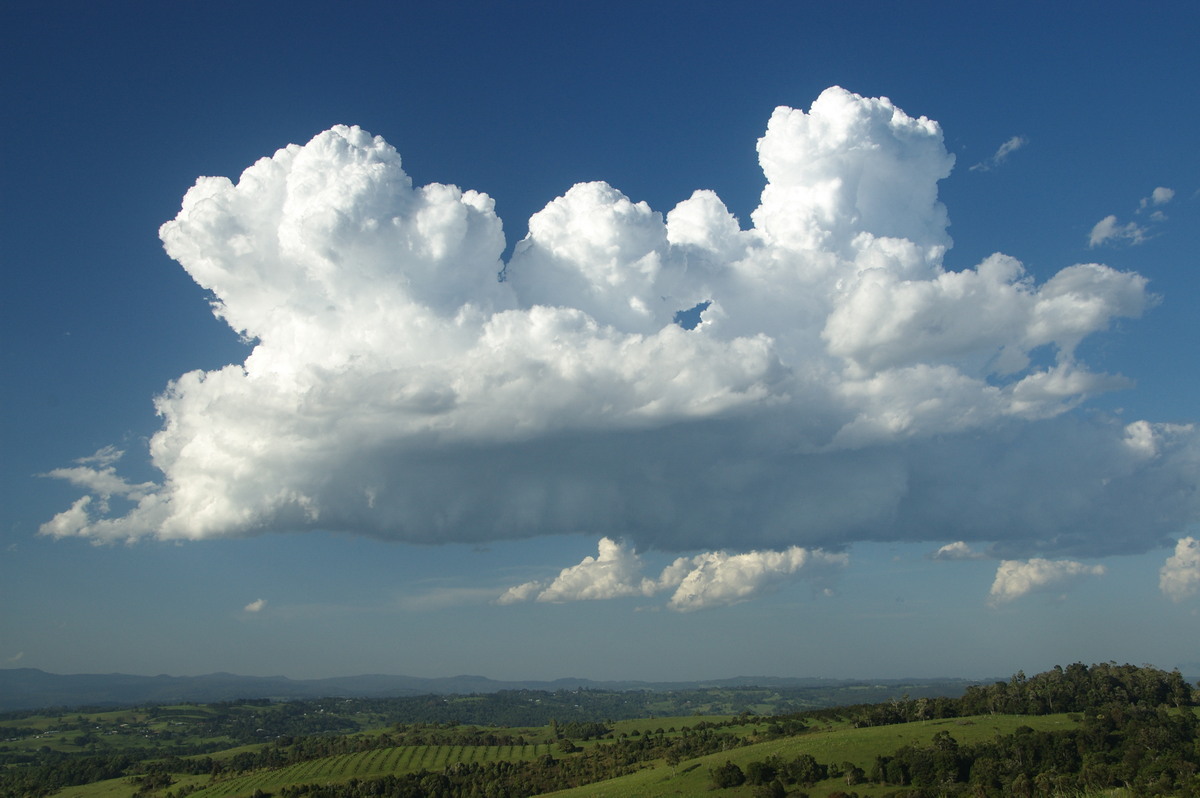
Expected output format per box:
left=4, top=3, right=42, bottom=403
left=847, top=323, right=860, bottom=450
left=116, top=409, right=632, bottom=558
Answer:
left=1, top=663, right=1195, bottom=798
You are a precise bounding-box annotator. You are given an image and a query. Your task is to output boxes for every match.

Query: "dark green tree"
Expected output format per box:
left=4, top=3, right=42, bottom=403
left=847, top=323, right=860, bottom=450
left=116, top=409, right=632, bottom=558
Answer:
left=711, top=760, right=746, bottom=788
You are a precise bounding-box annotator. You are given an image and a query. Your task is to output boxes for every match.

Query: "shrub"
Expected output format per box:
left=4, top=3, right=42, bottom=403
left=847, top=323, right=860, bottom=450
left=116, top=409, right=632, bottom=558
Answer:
left=711, top=760, right=746, bottom=788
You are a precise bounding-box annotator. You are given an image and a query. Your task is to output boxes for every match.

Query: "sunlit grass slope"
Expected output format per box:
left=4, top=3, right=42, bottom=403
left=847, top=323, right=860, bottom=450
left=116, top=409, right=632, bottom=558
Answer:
left=543, top=713, right=1080, bottom=798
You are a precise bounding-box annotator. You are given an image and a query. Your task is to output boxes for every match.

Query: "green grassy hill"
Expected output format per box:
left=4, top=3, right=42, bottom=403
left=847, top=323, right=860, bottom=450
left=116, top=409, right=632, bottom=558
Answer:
left=544, top=714, right=1079, bottom=798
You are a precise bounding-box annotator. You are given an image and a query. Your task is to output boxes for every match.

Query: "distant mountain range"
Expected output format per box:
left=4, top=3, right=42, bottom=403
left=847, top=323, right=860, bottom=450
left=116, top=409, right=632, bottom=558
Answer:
left=0, top=668, right=970, bottom=712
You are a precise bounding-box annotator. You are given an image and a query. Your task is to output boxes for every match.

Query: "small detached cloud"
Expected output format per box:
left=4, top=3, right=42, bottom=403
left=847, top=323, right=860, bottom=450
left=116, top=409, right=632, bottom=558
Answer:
left=1139, top=186, right=1175, bottom=214
left=1089, top=215, right=1148, bottom=248
left=498, top=537, right=846, bottom=611
left=970, top=135, right=1027, bottom=172
left=987, top=559, right=1106, bottom=606
left=932, top=541, right=986, bottom=561
left=243, top=598, right=267, bottom=613
left=1089, top=186, right=1175, bottom=247
left=1159, top=537, right=1200, bottom=602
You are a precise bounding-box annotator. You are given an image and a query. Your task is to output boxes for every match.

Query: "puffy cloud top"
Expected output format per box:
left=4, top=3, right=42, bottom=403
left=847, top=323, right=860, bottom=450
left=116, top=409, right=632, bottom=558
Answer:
left=753, top=89, right=952, bottom=254
left=41, top=88, right=1199, bottom=566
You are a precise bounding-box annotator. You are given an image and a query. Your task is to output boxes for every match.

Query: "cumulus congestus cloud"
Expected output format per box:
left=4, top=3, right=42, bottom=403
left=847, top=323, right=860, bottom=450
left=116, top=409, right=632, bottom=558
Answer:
left=40, top=88, right=1199, bottom=576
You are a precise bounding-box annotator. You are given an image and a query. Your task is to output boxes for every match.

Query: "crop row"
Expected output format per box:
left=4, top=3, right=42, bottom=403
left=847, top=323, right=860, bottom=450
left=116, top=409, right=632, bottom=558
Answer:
left=189, top=743, right=554, bottom=798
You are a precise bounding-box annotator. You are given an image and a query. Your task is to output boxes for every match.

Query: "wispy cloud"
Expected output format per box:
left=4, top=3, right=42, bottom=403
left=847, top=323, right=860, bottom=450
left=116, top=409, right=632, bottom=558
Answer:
left=970, top=135, right=1027, bottom=172
left=1089, top=186, right=1175, bottom=247
left=39, top=447, right=157, bottom=519
left=395, top=586, right=505, bottom=611
left=1089, top=215, right=1149, bottom=247
left=243, top=598, right=267, bottom=613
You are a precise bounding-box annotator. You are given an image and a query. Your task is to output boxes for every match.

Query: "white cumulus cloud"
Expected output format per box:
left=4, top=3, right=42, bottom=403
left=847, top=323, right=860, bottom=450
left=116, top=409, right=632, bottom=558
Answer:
left=39, top=87, right=1198, bottom=576
left=661, top=546, right=848, bottom=612
left=500, top=537, right=657, bottom=604
left=987, top=559, right=1106, bottom=606
left=243, top=598, right=267, bottom=613
left=1159, top=537, right=1200, bottom=602
left=498, top=537, right=845, bottom=611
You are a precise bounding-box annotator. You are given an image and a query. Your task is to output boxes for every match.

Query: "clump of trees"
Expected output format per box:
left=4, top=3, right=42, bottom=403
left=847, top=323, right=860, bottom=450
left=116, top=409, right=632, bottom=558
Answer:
left=957, top=661, right=1193, bottom=716
left=762, top=661, right=1194, bottom=731
left=725, top=664, right=1200, bottom=797
left=860, top=701, right=1200, bottom=796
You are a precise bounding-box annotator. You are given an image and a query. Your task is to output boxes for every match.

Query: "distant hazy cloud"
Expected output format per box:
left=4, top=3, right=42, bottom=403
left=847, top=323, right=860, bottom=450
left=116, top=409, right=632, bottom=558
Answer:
left=1159, top=537, right=1200, bottom=602
left=243, top=599, right=267, bottom=613
left=987, top=559, right=1106, bottom=606
left=498, top=537, right=846, bottom=611
left=969, top=135, right=1027, bottom=172
left=1090, top=186, right=1175, bottom=247
left=76, top=445, right=123, bottom=467
left=397, top=587, right=506, bottom=612
left=41, top=88, right=1198, bottom=585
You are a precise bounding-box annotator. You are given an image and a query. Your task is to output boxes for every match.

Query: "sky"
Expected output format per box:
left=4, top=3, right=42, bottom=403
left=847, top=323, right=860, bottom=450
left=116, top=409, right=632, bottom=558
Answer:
left=2, top=1, right=1199, bottom=684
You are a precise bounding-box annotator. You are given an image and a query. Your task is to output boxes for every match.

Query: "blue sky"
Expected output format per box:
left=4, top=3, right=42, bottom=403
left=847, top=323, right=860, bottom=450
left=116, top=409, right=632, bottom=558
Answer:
left=3, top=1, right=1199, bottom=683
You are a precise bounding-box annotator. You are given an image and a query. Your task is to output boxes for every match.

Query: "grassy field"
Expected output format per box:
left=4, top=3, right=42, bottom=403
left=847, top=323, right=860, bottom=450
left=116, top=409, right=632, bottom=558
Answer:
left=40, top=713, right=1077, bottom=798
left=542, top=713, right=1081, bottom=798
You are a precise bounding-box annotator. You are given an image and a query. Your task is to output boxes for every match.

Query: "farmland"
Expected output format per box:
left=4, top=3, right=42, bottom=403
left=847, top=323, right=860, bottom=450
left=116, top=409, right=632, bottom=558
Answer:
left=1, top=663, right=1197, bottom=798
